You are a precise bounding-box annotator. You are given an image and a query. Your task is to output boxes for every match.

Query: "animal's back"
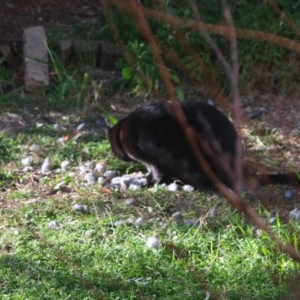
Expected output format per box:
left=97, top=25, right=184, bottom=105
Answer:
left=109, top=102, right=239, bottom=189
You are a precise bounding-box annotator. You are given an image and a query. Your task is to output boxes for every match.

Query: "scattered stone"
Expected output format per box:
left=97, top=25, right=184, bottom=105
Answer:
left=53, top=123, right=67, bottom=131
left=183, top=184, right=194, bottom=192
left=48, top=220, right=60, bottom=230
left=97, top=177, right=105, bottom=184
left=135, top=216, right=145, bottom=226
left=146, top=235, right=161, bottom=249
left=284, top=189, right=293, bottom=199
left=73, top=204, right=88, bottom=212
left=111, top=176, right=122, bottom=186
left=94, top=161, right=106, bottom=173
left=68, top=172, right=76, bottom=177
left=207, top=98, right=215, bottom=106
left=171, top=211, right=183, bottom=222
left=29, top=143, right=40, bottom=152
left=41, top=157, right=51, bottom=174
left=147, top=206, right=154, bottom=214
left=23, top=26, right=49, bottom=92
left=184, top=219, right=199, bottom=227
left=103, top=170, right=118, bottom=179
left=289, top=208, right=300, bottom=220
left=85, top=229, right=96, bottom=237
left=84, top=172, right=97, bottom=185
left=76, top=122, right=85, bottom=131
left=21, top=156, right=33, bottom=166
left=124, top=198, right=137, bottom=206
left=22, top=166, right=33, bottom=172
left=167, top=182, right=179, bottom=192
left=114, top=220, right=126, bottom=227
left=61, top=160, right=70, bottom=172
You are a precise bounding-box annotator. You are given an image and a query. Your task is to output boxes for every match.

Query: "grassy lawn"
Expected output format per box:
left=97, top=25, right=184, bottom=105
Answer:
left=1, top=1, right=300, bottom=299
left=0, top=129, right=299, bottom=299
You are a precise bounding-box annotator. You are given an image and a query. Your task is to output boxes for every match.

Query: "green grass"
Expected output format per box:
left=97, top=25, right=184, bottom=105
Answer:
left=1, top=2, right=300, bottom=298
left=0, top=129, right=300, bottom=300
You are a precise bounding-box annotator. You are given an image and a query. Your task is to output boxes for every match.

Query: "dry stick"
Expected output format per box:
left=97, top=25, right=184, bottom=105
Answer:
left=267, top=0, right=300, bottom=36
left=111, top=0, right=300, bottom=263
left=111, top=1, right=300, bottom=53
left=189, top=0, right=243, bottom=197
left=190, top=0, right=300, bottom=263
left=220, top=0, right=244, bottom=201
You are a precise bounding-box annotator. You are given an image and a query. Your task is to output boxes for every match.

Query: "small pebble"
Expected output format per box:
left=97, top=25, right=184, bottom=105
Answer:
left=207, top=98, right=215, bottom=106
left=114, top=220, right=126, bottom=227
left=97, top=177, right=105, bottom=184
left=84, top=172, right=97, bottom=185
left=129, top=183, right=141, bottom=190
left=48, top=220, right=60, bottom=230
left=289, top=208, right=300, bottom=220
left=53, top=123, right=66, bottom=131
left=21, top=156, right=33, bottom=166
left=22, top=166, right=33, bottom=172
left=146, top=235, right=161, bottom=249
left=147, top=206, right=154, bottom=214
left=29, top=143, right=40, bottom=152
left=284, top=189, right=293, bottom=199
left=124, top=198, right=137, bottom=206
left=167, top=182, right=179, bottom=192
left=77, top=122, right=85, bottom=131
left=135, top=216, right=145, bottom=226
left=171, top=211, right=183, bottom=222
left=73, top=204, right=88, bottom=212
left=85, top=229, right=96, bottom=237
left=103, top=170, right=118, bottom=179
left=41, top=157, right=51, bottom=174
left=61, top=160, right=70, bottom=172
left=94, top=161, right=106, bottom=173
left=111, top=176, right=122, bottom=186
left=183, top=185, right=194, bottom=192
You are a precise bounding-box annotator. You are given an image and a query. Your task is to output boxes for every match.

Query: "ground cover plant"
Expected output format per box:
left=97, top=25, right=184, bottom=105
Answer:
left=1, top=0, right=300, bottom=299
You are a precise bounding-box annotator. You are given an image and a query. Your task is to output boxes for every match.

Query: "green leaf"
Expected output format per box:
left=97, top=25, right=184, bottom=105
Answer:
left=122, top=66, right=133, bottom=80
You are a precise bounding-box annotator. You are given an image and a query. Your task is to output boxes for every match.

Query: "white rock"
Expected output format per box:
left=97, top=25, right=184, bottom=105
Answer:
left=167, top=182, right=179, bottom=192
left=22, top=166, right=33, bottom=172
left=289, top=208, right=300, bottom=220
left=135, top=216, right=145, bottom=226
left=103, top=170, right=118, bottom=179
left=48, top=220, right=60, bottom=230
left=61, top=160, right=70, bottom=171
left=94, top=161, right=105, bottom=173
left=73, top=204, right=88, bottom=212
left=146, top=235, right=161, bottom=249
left=183, top=184, right=194, bottom=192
left=84, top=172, right=97, bottom=185
left=41, top=157, right=51, bottom=173
left=97, top=177, right=105, bottom=184
left=77, top=122, right=85, bottom=131
left=21, top=156, right=33, bottom=166
left=29, top=143, right=40, bottom=152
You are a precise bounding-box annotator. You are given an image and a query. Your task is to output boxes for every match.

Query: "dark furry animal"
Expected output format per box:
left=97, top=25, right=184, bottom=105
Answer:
left=107, top=101, right=300, bottom=190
